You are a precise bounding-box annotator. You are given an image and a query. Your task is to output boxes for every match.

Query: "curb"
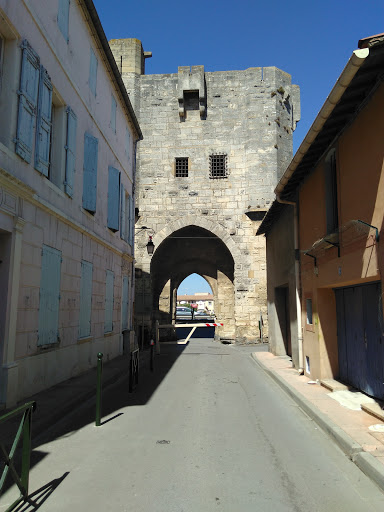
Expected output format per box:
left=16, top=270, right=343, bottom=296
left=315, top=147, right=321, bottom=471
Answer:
left=251, top=352, right=384, bottom=493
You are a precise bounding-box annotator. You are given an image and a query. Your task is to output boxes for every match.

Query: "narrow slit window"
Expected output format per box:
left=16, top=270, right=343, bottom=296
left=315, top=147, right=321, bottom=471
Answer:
left=209, top=154, right=227, bottom=178
left=175, top=157, right=188, bottom=177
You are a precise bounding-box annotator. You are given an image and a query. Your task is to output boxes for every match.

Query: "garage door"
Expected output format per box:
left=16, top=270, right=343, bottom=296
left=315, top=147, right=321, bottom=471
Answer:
left=335, top=282, right=384, bottom=399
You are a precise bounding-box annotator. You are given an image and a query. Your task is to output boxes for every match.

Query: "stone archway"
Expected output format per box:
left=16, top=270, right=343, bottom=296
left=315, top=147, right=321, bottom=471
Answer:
left=151, top=224, right=236, bottom=340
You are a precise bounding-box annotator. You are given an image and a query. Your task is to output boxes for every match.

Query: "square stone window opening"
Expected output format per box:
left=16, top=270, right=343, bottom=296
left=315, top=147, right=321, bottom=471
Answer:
left=184, top=90, right=199, bottom=111
left=175, top=157, right=189, bottom=177
left=209, top=154, right=227, bottom=179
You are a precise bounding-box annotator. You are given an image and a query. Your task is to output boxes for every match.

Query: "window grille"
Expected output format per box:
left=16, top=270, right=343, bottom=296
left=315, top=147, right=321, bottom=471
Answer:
left=209, top=154, right=227, bottom=178
left=175, top=157, right=188, bottom=177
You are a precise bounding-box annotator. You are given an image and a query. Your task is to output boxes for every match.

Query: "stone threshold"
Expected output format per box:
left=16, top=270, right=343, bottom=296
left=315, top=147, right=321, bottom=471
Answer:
left=321, top=379, right=384, bottom=422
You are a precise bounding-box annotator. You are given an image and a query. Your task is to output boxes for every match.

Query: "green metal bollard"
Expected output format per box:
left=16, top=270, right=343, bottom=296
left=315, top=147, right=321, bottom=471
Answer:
left=95, top=352, right=103, bottom=427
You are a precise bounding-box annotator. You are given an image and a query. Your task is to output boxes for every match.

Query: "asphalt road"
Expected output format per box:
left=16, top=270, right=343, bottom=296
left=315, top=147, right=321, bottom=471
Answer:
left=3, top=339, right=384, bottom=511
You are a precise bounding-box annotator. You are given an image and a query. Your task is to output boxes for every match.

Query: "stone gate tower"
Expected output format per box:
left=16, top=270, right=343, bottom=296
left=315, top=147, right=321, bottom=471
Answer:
left=110, top=39, right=300, bottom=342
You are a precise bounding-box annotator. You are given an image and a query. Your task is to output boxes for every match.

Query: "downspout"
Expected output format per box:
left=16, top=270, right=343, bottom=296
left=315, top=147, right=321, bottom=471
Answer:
left=276, top=196, right=304, bottom=372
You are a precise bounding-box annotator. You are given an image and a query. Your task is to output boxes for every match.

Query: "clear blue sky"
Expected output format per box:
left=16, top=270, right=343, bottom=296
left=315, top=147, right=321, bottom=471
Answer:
left=93, top=0, right=383, bottom=294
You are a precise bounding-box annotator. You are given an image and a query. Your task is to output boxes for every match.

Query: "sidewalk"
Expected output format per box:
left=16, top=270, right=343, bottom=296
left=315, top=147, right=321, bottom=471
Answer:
left=252, top=351, right=384, bottom=492
left=0, top=348, right=151, bottom=450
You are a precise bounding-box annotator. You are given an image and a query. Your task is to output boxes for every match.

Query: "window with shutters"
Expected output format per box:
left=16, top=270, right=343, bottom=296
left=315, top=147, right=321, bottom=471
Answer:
left=128, top=193, right=134, bottom=245
left=104, top=270, right=114, bottom=333
left=89, top=47, right=98, bottom=96
left=107, top=166, right=121, bottom=231
left=15, top=40, right=70, bottom=189
left=15, top=40, right=40, bottom=163
left=122, top=275, right=129, bottom=331
left=79, top=260, right=93, bottom=338
left=57, top=0, right=70, bottom=43
left=82, top=132, right=98, bottom=213
left=120, top=186, right=128, bottom=242
left=120, top=187, right=134, bottom=245
left=111, top=95, right=117, bottom=133
left=38, top=245, right=62, bottom=346
left=34, top=66, right=52, bottom=177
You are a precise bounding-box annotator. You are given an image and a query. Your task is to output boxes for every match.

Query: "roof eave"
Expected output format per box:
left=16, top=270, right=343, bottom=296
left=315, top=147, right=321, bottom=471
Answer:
left=275, top=48, right=369, bottom=198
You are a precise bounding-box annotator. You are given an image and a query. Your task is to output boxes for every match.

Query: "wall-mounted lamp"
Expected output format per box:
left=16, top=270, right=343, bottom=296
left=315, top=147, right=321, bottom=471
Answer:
left=135, top=226, right=155, bottom=256
left=146, top=235, right=155, bottom=256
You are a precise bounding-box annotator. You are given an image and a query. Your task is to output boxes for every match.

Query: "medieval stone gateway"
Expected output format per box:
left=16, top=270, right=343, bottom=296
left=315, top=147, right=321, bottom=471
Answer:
left=110, top=38, right=300, bottom=342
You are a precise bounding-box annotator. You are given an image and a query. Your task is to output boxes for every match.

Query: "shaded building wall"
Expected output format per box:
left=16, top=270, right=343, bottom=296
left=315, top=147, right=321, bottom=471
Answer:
left=297, top=81, right=384, bottom=382
left=265, top=206, right=299, bottom=366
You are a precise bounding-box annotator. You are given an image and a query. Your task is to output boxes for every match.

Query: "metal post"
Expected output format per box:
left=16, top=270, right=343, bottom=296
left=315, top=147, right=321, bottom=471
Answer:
left=150, top=339, right=154, bottom=372
left=155, top=319, right=160, bottom=354
left=20, top=407, right=33, bottom=497
left=141, top=278, right=145, bottom=350
left=95, top=352, right=103, bottom=427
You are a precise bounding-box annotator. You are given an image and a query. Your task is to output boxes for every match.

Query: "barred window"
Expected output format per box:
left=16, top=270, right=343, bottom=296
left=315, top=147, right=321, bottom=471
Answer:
left=209, top=154, right=227, bottom=178
left=175, top=157, right=188, bottom=177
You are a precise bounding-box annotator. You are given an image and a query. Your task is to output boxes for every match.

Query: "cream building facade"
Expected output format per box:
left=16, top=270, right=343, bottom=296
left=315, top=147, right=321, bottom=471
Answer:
left=0, top=0, right=141, bottom=407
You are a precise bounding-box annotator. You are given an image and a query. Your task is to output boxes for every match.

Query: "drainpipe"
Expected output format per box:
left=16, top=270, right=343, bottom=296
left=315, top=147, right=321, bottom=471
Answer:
left=276, top=196, right=304, bottom=373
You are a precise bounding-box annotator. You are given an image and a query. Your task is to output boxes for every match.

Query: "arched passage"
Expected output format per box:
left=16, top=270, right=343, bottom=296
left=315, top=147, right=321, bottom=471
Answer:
left=150, top=225, right=235, bottom=340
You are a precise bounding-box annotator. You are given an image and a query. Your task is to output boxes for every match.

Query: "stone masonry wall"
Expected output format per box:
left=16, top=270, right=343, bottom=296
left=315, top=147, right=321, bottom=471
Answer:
left=110, top=40, right=300, bottom=341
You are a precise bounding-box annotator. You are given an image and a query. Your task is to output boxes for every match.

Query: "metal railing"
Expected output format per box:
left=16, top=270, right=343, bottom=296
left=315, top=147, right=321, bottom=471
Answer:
left=0, top=401, right=36, bottom=511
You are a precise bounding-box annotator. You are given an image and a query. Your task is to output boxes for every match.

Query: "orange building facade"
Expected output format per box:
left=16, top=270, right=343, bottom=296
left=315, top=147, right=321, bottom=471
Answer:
left=259, top=35, right=384, bottom=399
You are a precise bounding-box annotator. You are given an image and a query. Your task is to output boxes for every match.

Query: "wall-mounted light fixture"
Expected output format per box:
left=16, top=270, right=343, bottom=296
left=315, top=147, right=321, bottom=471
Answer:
left=135, top=226, right=155, bottom=256
left=146, top=236, right=155, bottom=255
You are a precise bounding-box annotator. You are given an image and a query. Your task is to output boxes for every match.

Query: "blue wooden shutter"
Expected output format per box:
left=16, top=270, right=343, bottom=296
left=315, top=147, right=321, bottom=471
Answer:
left=107, top=166, right=120, bottom=231
left=104, top=270, right=114, bottom=333
left=15, top=40, right=40, bottom=163
left=79, top=260, right=93, bottom=338
left=120, top=186, right=126, bottom=241
left=57, top=0, right=70, bottom=42
left=83, top=133, right=98, bottom=213
left=128, top=194, right=135, bottom=245
left=64, top=107, right=77, bottom=197
left=35, top=67, right=52, bottom=176
left=111, top=96, right=117, bottom=133
left=122, top=275, right=129, bottom=330
left=89, top=47, right=98, bottom=96
left=38, top=245, right=62, bottom=346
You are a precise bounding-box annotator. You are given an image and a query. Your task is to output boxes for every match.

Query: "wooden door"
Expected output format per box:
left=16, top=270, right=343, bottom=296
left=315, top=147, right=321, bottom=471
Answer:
left=335, top=283, right=384, bottom=399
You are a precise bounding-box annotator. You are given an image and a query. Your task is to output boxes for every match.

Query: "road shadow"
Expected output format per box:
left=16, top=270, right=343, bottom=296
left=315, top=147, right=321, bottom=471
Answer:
left=0, top=342, right=188, bottom=500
